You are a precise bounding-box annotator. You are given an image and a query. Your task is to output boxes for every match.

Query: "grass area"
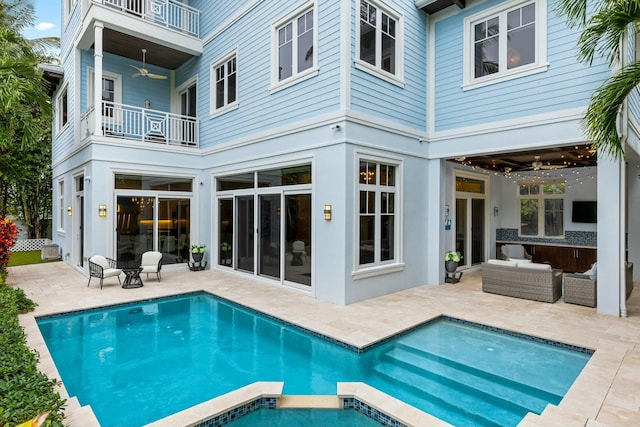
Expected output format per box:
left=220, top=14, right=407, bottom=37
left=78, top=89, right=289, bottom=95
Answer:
left=8, top=251, right=60, bottom=267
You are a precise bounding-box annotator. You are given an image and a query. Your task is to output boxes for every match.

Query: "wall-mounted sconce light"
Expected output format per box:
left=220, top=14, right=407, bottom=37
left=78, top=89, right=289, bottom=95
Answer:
left=494, top=206, right=499, bottom=217
left=324, top=204, right=332, bottom=221
left=330, top=124, right=341, bottom=131
left=144, top=99, right=151, bottom=109
left=84, top=176, right=91, bottom=182
left=67, top=206, right=72, bottom=216
left=444, top=204, right=450, bottom=217
left=98, top=204, right=107, bottom=218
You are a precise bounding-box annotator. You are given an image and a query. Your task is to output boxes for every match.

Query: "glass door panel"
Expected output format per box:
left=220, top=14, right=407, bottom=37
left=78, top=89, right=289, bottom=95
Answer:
left=455, top=198, right=467, bottom=264
left=471, top=198, right=485, bottom=265
left=116, top=196, right=154, bottom=267
left=259, top=194, right=281, bottom=279
left=219, top=199, right=233, bottom=266
left=158, top=198, right=190, bottom=264
left=236, top=196, right=255, bottom=273
left=284, top=194, right=311, bottom=286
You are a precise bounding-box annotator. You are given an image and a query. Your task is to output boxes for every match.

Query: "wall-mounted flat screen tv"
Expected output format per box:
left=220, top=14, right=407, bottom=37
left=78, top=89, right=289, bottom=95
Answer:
left=572, top=201, right=597, bottom=223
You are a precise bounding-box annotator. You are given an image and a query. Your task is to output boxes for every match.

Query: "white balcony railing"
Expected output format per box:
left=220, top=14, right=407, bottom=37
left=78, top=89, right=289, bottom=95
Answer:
left=97, top=0, right=199, bottom=37
left=81, top=101, right=199, bottom=147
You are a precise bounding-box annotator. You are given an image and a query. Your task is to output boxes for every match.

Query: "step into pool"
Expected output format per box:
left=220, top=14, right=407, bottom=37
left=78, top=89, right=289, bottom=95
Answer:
left=37, top=292, right=592, bottom=426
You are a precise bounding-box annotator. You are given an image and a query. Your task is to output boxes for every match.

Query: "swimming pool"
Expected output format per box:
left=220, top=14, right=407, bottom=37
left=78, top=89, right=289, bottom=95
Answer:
left=37, top=292, right=592, bottom=426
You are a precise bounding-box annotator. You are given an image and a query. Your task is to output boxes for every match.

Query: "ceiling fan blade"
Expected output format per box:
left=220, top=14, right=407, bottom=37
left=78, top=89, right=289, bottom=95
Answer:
left=131, top=73, right=142, bottom=78
left=147, top=73, right=168, bottom=80
left=130, top=64, right=143, bottom=72
left=540, top=165, right=567, bottom=170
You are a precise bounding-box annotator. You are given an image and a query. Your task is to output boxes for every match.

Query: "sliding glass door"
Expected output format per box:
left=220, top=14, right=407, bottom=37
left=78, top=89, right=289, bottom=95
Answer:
left=259, top=194, right=281, bottom=279
left=236, top=196, right=254, bottom=273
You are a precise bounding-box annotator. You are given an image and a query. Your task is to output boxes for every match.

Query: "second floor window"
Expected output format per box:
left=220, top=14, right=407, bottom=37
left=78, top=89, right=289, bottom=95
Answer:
left=214, top=56, right=236, bottom=110
left=57, top=86, right=68, bottom=131
left=518, top=182, right=564, bottom=238
left=464, top=0, right=547, bottom=88
left=358, top=0, right=399, bottom=77
left=277, top=9, right=314, bottom=82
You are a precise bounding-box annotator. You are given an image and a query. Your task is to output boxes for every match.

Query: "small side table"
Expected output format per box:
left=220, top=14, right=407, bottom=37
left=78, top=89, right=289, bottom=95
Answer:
left=445, top=271, right=463, bottom=284
left=188, top=261, right=207, bottom=271
left=122, top=268, right=144, bottom=288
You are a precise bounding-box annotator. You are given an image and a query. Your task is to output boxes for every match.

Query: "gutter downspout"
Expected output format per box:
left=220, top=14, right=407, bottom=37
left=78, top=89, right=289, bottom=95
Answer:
left=619, top=31, right=629, bottom=317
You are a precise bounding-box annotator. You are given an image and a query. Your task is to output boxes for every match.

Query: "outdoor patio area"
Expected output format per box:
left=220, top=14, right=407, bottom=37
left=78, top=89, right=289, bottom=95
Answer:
left=7, top=263, right=640, bottom=427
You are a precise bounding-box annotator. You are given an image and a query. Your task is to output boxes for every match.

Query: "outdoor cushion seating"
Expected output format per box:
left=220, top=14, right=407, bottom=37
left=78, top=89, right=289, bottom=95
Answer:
left=88, top=255, right=122, bottom=289
left=481, top=259, right=562, bottom=303
left=564, top=262, right=634, bottom=307
left=140, top=251, right=162, bottom=281
left=499, top=244, right=533, bottom=262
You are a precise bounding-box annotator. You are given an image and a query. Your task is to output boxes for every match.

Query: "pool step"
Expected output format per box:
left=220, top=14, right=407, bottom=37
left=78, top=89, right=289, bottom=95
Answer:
left=389, top=344, right=560, bottom=409
left=372, top=360, right=520, bottom=427
left=278, top=395, right=341, bottom=409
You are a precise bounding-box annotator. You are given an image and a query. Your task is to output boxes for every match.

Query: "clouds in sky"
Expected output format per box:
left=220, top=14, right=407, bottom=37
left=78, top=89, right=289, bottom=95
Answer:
left=35, top=22, right=55, bottom=31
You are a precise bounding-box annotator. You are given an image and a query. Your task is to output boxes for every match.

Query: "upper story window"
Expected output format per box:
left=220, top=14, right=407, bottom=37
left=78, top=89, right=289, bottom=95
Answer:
left=463, top=0, right=547, bottom=89
left=518, top=182, right=564, bottom=238
left=64, top=0, right=77, bottom=22
left=88, top=70, right=122, bottom=119
left=210, top=53, right=237, bottom=116
left=271, top=3, right=317, bottom=91
left=357, top=159, right=399, bottom=269
left=356, top=0, right=403, bottom=85
left=57, top=86, right=69, bottom=132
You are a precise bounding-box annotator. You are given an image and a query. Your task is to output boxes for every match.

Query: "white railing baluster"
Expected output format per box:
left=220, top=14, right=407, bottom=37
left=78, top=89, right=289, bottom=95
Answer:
left=96, top=0, right=198, bottom=36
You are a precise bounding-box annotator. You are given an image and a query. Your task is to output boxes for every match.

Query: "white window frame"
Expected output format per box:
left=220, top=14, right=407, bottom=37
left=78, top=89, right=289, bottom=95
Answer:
left=462, top=0, right=548, bottom=90
left=56, top=84, right=69, bottom=133
left=353, top=154, right=403, bottom=279
left=88, top=69, right=122, bottom=121
left=270, top=1, right=318, bottom=93
left=355, top=0, right=404, bottom=87
left=209, top=50, right=238, bottom=117
left=64, top=0, right=77, bottom=23
left=58, top=180, right=65, bottom=232
left=517, top=181, right=565, bottom=238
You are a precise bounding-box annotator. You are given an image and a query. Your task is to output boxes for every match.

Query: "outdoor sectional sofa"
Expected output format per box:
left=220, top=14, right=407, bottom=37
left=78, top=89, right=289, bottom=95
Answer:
left=481, top=259, right=563, bottom=303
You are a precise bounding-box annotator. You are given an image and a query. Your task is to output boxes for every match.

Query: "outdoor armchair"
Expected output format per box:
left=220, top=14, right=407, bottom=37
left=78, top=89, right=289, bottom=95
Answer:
left=140, top=251, right=162, bottom=281
left=88, top=255, right=122, bottom=289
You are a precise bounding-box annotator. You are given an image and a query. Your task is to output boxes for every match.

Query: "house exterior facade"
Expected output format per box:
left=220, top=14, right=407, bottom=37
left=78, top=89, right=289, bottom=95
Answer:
left=50, top=0, right=640, bottom=315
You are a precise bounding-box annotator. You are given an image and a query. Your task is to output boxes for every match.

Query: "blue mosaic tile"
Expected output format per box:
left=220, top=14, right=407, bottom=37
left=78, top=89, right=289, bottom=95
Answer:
left=496, top=228, right=597, bottom=247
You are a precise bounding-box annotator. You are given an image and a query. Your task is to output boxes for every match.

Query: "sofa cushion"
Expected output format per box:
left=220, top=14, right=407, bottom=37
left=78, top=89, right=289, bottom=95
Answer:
left=518, top=262, right=552, bottom=271
left=487, top=259, right=518, bottom=268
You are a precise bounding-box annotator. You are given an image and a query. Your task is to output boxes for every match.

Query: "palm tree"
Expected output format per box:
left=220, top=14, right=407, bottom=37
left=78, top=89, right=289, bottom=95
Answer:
left=556, top=0, right=640, bottom=158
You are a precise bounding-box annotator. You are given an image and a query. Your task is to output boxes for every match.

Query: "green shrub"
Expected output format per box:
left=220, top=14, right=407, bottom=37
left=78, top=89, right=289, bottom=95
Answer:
left=0, top=286, right=65, bottom=427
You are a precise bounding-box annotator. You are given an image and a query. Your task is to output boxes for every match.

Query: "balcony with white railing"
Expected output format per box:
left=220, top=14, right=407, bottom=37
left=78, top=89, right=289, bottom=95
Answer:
left=89, top=0, right=200, bottom=37
left=81, top=101, right=199, bottom=147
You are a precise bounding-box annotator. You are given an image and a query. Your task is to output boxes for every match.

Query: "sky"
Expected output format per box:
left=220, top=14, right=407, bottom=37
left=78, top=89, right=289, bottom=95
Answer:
left=22, top=1, right=62, bottom=42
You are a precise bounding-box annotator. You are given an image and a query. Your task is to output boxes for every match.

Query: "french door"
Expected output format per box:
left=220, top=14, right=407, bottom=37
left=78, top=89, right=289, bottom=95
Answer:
left=219, top=192, right=311, bottom=287
left=455, top=174, right=487, bottom=268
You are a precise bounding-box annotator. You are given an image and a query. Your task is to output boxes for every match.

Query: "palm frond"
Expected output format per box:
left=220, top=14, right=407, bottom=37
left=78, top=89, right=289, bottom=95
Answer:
left=555, top=0, right=589, bottom=29
left=583, top=61, right=640, bottom=157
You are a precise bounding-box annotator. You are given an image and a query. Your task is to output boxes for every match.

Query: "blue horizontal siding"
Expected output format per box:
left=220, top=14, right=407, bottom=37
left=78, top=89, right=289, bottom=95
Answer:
left=196, top=0, right=342, bottom=148
left=350, top=0, right=428, bottom=131
left=433, top=0, right=611, bottom=132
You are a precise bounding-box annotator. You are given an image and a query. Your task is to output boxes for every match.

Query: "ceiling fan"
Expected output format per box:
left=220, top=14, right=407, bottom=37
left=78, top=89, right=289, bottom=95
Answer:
left=130, top=49, right=167, bottom=80
left=530, top=155, right=567, bottom=171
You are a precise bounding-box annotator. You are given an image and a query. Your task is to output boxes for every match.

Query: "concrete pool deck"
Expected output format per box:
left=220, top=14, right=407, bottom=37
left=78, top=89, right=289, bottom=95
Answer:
left=8, top=262, right=640, bottom=427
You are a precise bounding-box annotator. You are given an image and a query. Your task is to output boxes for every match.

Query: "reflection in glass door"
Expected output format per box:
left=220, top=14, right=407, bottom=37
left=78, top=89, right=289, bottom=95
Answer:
left=285, top=194, right=311, bottom=286
left=116, top=196, right=154, bottom=267
left=158, top=198, right=190, bottom=264
left=236, top=196, right=254, bottom=273
left=259, top=194, right=281, bottom=279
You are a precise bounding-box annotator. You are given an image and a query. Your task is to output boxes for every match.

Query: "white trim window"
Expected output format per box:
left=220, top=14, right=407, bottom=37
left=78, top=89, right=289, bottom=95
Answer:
left=58, top=180, right=65, bottom=232
left=88, top=69, right=122, bottom=120
left=518, top=181, right=565, bottom=238
left=56, top=85, right=69, bottom=132
left=463, top=0, right=547, bottom=89
left=271, top=2, right=317, bottom=90
left=210, top=52, right=237, bottom=115
left=64, top=0, right=77, bottom=22
left=356, top=0, right=403, bottom=84
left=358, top=159, right=398, bottom=267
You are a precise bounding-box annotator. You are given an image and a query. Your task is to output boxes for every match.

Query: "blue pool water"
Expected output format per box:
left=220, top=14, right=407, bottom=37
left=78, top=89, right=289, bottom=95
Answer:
left=37, top=292, right=591, bottom=427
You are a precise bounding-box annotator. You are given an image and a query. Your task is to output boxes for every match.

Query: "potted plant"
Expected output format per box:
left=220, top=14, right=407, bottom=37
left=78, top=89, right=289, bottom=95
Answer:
left=444, top=251, right=462, bottom=273
left=190, top=244, right=206, bottom=263
left=219, top=242, right=231, bottom=265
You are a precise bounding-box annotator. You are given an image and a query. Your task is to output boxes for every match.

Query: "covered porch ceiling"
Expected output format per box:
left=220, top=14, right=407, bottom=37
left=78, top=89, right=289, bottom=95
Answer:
left=449, top=144, right=597, bottom=173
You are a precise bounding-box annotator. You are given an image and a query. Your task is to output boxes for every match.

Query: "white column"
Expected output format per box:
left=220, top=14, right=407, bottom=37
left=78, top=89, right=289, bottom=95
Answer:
left=426, top=158, right=446, bottom=285
left=597, top=153, right=624, bottom=316
left=93, top=22, right=103, bottom=137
